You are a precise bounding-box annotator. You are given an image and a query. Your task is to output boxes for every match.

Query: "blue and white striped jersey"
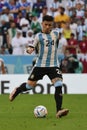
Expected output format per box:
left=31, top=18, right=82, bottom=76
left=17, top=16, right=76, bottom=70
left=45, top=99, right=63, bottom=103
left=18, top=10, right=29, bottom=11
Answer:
left=33, top=30, right=59, bottom=67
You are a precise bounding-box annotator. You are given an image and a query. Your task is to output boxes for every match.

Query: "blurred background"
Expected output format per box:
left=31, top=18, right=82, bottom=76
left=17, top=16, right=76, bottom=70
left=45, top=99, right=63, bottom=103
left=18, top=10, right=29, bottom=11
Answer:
left=0, top=0, right=87, bottom=94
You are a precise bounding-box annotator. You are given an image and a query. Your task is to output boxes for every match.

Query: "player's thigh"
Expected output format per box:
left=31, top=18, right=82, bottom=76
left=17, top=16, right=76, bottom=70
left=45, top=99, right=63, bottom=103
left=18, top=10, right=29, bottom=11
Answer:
left=48, top=67, right=63, bottom=83
left=28, top=67, right=45, bottom=81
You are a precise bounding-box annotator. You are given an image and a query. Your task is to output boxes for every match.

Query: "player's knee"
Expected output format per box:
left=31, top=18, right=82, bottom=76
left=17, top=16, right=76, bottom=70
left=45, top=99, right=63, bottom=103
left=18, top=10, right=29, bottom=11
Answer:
left=28, top=80, right=37, bottom=87
left=26, top=83, right=33, bottom=90
left=54, top=80, right=63, bottom=87
left=26, top=81, right=36, bottom=90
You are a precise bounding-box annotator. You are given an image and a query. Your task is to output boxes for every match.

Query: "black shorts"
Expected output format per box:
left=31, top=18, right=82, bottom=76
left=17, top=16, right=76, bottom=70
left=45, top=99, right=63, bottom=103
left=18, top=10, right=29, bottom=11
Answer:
left=28, top=67, right=62, bottom=81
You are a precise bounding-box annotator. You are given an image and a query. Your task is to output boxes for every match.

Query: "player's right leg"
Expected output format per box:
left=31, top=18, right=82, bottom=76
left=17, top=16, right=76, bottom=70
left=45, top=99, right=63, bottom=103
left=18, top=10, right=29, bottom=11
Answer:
left=50, top=66, right=69, bottom=118
left=9, top=81, right=36, bottom=101
left=56, top=108, right=69, bottom=118
left=54, top=83, right=69, bottom=118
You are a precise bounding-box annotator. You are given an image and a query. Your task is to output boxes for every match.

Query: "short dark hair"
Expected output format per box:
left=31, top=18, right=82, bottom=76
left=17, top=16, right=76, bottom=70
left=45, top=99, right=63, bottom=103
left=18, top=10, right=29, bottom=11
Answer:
left=71, top=33, right=75, bottom=37
left=42, top=15, right=54, bottom=22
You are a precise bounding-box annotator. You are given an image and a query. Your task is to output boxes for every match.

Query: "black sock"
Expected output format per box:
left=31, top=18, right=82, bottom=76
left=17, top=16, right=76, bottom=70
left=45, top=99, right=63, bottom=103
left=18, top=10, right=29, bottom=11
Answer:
left=17, top=82, right=27, bottom=93
left=11, top=83, right=27, bottom=100
left=54, top=86, right=63, bottom=112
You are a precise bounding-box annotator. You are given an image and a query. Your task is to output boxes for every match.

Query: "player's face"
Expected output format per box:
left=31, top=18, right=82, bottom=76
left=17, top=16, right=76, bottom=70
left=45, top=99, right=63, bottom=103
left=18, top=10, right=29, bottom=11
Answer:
left=42, top=21, right=53, bottom=33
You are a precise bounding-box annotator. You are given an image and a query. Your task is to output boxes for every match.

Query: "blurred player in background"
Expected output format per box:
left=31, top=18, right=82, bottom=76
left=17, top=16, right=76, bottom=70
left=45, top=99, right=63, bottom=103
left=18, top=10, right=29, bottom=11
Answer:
left=9, top=15, right=69, bottom=118
left=0, top=58, right=6, bottom=74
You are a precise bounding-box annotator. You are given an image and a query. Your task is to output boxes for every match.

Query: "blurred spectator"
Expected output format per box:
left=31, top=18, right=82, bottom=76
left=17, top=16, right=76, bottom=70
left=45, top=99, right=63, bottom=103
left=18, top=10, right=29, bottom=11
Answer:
left=75, top=60, right=83, bottom=73
left=54, top=5, right=67, bottom=17
left=60, top=49, right=70, bottom=73
left=53, top=22, right=63, bottom=34
left=0, top=7, right=10, bottom=25
left=26, top=29, right=34, bottom=44
left=84, top=10, right=87, bottom=32
left=66, top=33, right=78, bottom=55
left=7, top=0, right=19, bottom=22
left=68, top=54, right=83, bottom=73
left=78, top=35, right=87, bottom=54
left=16, top=11, right=23, bottom=26
left=63, top=22, right=72, bottom=41
left=70, top=16, right=78, bottom=39
left=0, top=0, right=8, bottom=12
left=7, top=21, right=17, bottom=51
left=60, top=51, right=83, bottom=73
left=9, top=13, right=14, bottom=22
left=18, top=0, right=31, bottom=17
left=76, top=0, right=84, bottom=9
left=24, top=29, right=35, bottom=55
left=38, top=6, right=51, bottom=24
left=0, top=58, right=6, bottom=74
left=57, top=32, right=68, bottom=64
left=1, top=6, right=10, bottom=22
left=20, top=17, right=30, bottom=37
left=0, top=45, right=10, bottom=54
left=11, top=29, right=27, bottom=55
left=31, top=13, right=42, bottom=34
left=77, top=19, right=86, bottom=41
left=26, top=12, right=34, bottom=24
left=75, top=2, right=84, bottom=19
left=77, top=53, right=87, bottom=73
left=66, top=0, right=76, bottom=17
left=32, top=0, right=46, bottom=17
left=0, top=15, right=10, bottom=48
left=54, top=6, right=70, bottom=28
left=49, top=0, right=62, bottom=17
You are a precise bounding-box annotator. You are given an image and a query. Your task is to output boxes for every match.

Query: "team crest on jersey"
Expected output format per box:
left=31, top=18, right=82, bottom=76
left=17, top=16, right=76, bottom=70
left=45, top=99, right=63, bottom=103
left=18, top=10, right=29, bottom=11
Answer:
left=30, top=74, right=34, bottom=79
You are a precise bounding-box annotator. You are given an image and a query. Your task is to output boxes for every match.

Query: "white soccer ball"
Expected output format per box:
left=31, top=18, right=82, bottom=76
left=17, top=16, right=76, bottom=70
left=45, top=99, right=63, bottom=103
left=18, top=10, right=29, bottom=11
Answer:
left=34, top=105, right=48, bottom=118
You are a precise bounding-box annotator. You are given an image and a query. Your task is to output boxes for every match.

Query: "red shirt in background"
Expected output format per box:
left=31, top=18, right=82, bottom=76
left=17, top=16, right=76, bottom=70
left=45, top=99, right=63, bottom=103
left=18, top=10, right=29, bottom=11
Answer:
left=67, top=38, right=78, bottom=54
left=79, top=40, right=87, bottom=54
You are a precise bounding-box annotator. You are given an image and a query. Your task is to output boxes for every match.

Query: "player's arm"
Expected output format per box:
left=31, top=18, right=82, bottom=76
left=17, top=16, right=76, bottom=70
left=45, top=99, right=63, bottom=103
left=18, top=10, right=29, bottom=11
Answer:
left=26, top=34, right=39, bottom=54
left=26, top=46, right=35, bottom=54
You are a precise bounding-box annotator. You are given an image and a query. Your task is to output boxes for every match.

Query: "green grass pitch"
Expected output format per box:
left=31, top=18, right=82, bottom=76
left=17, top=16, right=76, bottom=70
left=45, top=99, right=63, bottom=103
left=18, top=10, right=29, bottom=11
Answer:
left=0, top=94, right=87, bottom=130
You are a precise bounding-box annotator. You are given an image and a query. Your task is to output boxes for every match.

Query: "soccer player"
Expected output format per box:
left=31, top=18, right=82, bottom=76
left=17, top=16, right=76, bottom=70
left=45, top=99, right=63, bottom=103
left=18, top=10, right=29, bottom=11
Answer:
left=9, top=15, right=69, bottom=118
left=0, top=58, right=6, bottom=74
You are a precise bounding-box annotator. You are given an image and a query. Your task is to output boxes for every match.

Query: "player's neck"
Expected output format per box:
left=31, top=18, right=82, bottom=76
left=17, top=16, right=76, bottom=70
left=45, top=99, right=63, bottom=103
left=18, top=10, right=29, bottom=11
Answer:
left=42, top=31, right=51, bottom=34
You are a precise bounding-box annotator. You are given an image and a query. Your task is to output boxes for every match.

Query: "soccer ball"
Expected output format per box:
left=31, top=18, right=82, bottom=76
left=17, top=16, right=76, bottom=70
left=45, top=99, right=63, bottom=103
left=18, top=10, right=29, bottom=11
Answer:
left=34, top=105, right=48, bottom=118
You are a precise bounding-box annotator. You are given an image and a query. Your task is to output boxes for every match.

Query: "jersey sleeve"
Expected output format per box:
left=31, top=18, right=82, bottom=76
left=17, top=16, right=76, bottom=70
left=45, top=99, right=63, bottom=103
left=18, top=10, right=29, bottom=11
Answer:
left=33, top=33, right=40, bottom=47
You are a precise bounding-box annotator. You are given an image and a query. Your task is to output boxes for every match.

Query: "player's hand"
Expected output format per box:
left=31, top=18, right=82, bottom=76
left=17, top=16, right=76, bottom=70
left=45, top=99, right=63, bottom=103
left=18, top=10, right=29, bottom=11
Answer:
left=26, top=46, right=34, bottom=54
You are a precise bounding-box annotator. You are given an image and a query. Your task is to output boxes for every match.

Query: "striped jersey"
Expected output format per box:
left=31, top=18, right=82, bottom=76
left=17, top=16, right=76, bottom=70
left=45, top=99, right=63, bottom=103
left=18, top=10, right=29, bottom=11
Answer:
left=33, top=30, right=59, bottom=67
